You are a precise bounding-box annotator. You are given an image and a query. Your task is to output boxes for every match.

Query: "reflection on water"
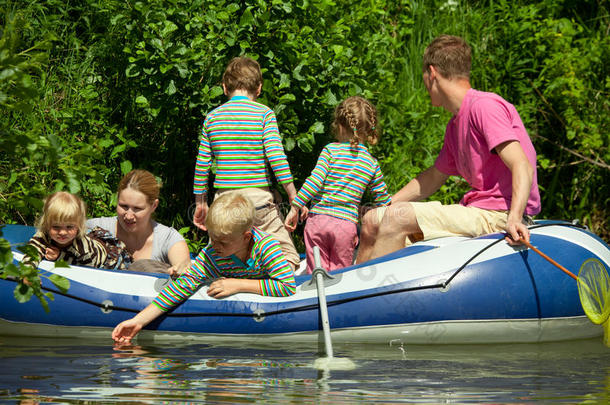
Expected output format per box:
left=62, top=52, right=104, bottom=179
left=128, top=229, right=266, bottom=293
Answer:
left=0, top=336, right=608, bottom=403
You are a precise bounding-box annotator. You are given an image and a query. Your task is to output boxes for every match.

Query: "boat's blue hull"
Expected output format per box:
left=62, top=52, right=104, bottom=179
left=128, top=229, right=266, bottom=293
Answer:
left=1, top=222, right=608, bottom=344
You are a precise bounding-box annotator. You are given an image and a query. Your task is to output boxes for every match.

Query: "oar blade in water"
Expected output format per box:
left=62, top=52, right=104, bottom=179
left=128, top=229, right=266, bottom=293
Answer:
left=313, top=356, right=357, bottom=370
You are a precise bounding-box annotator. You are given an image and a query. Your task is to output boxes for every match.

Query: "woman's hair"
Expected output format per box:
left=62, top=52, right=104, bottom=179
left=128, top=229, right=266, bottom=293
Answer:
left=423, top=34, right=471, bottom=80
left=118, top=169, right=161, bottom=206
left=222, top=56, right=263, bottom=96
left=333, top=96, right=379, bottom=147
left=206, top=192, right=255, bottom=237
left=36, top=192, right=87, bottom=238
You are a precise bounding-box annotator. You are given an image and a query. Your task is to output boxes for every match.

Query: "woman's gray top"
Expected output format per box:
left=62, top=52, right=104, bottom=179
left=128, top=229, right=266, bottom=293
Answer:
left=86, top=217, right=184, bottom=264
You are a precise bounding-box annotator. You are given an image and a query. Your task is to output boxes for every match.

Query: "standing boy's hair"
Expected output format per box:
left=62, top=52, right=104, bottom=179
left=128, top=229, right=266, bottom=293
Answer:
left=333, top=96, right=379, bottom=148
left=118, top=169, right=161, bottom=205
left=206, top=192, right=256, bottom=237
left=36, top=192, right=87, bottom=238
left=222, top=57, right=263, bottom=96
left=423, top=34, right=471, bottom=80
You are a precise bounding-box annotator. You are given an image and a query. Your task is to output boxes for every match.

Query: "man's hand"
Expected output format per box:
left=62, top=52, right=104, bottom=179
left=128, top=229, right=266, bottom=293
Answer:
left=505, top=217, right=530, bottom=245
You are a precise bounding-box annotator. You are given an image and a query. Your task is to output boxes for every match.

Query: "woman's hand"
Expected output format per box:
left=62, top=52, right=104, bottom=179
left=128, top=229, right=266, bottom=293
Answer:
left=168, top=261, right=189, bottom=279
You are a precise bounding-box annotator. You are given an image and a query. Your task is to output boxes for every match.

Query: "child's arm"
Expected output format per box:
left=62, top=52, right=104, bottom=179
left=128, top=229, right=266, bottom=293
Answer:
left=112, top=303, right=164, bottom=344
left=23, top=232, right=52, bottom=267
left=206, top=278, right=262, bottom=298
left=368, top=163, right=392, bottom=207
left=256, top=236, right=296, bottom=297
left=291, top=146, right=332, bottom=210
left=45, top=246, right=60, bottom=261
left=260, top=110, right=295, bottom=195
left=112, top=248, right=214, bottom=343
left=193, top=126, right=212, bottom=230
left=284, top=205, right=309, bottom=232
left=151, top=248, right=215, bottom=310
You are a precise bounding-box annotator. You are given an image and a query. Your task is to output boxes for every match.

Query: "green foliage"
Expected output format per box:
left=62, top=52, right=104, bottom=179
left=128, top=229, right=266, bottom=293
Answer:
left=1, top=0, right=609, bottom=258
left=0, top=227, right=70, bottom=311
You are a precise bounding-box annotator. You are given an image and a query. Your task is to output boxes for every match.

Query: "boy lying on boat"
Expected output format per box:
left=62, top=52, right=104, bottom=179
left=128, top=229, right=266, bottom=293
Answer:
left=112, top=192, right=296, bottom=344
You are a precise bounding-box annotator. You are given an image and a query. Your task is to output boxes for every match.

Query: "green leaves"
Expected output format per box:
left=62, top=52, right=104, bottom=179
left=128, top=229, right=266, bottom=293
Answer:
left=1, top=0, right=608, bottom=269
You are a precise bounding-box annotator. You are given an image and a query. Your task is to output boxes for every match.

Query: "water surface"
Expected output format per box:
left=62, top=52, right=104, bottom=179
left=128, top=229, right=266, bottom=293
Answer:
left=1, top=336, right=609, bottom=403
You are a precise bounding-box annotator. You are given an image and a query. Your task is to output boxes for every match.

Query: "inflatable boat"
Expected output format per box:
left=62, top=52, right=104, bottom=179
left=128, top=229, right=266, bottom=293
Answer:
left=1, top=222, right=609, bottom=344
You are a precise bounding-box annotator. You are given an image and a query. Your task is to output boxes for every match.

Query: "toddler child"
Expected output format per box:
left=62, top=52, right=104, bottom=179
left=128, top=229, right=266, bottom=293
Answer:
left=112, top=192, right=296, bottom=344
left=284, top=96, right=391, bottom=272
left=25, top=191, right=131, bottom=270
left=192, top=56, right=300, bottom=270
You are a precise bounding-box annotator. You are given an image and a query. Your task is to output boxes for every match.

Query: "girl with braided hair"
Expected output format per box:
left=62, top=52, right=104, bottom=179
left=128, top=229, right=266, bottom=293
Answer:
left=284, top=96, right=391, bottom=272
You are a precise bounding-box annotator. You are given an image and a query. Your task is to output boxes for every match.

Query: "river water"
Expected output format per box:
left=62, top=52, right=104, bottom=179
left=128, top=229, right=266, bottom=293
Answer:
left=0, top=335, right=608, bottom=403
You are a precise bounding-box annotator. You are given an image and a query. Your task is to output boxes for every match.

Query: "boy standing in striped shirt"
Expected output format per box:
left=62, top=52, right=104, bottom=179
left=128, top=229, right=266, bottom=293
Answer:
left=284, top=96, right=391, bottom=272
left=112, top=192, right=296, bottom=344
left=192, top=57, right=300, bottom=270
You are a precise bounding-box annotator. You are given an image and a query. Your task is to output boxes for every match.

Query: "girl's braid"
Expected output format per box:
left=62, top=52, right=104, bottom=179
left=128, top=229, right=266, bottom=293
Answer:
left=363, top=100, right=378, bottom=145
left=343, top=107, right=360, bottom=148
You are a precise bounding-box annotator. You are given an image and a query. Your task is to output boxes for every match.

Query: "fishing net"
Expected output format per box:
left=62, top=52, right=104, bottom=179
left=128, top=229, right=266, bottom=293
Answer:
left=577, top=258, right=610, bottom=325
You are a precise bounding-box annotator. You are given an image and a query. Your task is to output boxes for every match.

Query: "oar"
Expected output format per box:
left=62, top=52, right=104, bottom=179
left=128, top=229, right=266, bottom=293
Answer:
left=522, top=239, right=610, bottom=346
left=311, top=246, right=355, bottom=370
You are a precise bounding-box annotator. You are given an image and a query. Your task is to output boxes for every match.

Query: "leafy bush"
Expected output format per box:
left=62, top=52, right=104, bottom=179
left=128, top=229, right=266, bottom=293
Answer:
left=1, top=0, right=608, bottom=256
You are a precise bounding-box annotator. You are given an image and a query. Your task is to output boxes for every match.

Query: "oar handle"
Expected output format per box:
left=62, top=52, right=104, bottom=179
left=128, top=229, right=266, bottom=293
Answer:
left=523, top=240, right=578, bottom=280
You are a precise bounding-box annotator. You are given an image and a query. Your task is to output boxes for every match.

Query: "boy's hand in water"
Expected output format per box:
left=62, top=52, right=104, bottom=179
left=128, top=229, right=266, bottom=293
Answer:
left=112, top=319, right=143, bottom=345
left=111, top=304, right=163, bottom=345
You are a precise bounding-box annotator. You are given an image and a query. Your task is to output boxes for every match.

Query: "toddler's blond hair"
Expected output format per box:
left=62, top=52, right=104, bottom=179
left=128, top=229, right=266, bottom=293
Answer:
left=36, top=192, right=87, bottom=238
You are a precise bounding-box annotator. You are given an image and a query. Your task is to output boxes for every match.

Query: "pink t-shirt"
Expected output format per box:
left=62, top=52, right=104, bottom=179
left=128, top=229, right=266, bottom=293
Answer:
left=434, top=89, right=541, bottom=215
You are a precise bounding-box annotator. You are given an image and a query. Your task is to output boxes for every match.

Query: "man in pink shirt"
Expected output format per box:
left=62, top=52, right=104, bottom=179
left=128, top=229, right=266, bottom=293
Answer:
left=356, top=35, right=541, bottom=263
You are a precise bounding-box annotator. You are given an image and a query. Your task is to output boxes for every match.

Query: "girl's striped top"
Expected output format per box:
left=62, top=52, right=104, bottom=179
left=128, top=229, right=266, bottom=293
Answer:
left=152, top=227, right=296, bottom=311
left=292, top=142, right=391, bottom=223
left=193, top=96, right=294, bottom=195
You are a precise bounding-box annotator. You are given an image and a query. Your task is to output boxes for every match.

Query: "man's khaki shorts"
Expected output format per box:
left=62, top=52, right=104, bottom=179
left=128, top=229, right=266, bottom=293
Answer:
left=376, top=201, right=519, bottom=246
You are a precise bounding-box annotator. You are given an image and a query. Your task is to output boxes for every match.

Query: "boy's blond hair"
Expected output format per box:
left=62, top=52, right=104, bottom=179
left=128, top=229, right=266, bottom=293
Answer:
left=36, top=192, right=87, bottom=238
left=206, top=192, right=255, bottom=237
left=222, top=56, right=263, bottom=96
left=333, top=96, right=379, bottom=148
left=423, top=34, right=471, bottom=80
